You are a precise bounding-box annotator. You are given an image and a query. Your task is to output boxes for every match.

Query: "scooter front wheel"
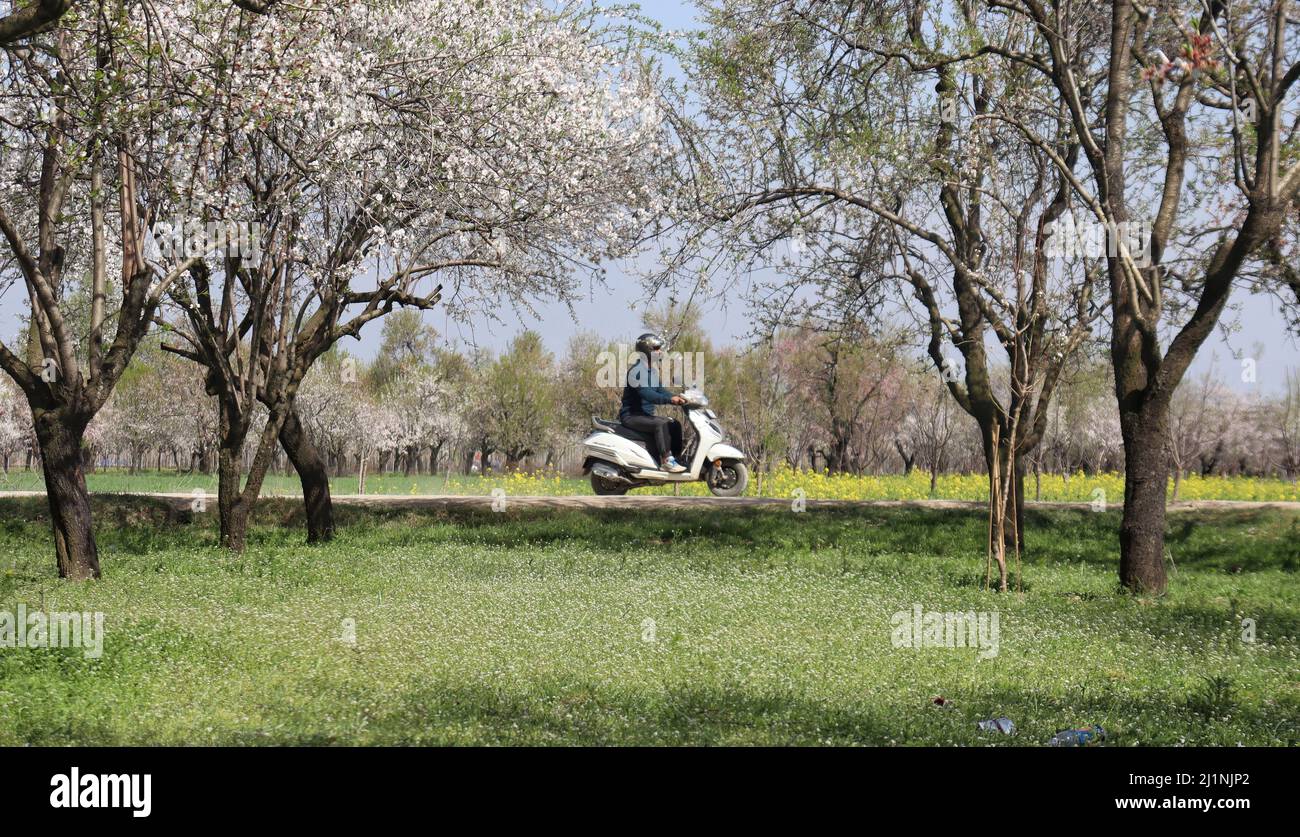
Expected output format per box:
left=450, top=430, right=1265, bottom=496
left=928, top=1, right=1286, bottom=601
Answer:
left=707, top=461, right=749, bottom=497
left=591, top=472, right=629, bottom=496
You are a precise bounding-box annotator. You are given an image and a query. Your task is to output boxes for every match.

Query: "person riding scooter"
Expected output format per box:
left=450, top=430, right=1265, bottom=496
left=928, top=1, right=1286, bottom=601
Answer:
left=619, top=332, right=688, bottom=473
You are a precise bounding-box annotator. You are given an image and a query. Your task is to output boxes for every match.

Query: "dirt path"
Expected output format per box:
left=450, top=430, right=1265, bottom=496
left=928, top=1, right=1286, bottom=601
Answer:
left=1, top=490, right=1297, bottom=513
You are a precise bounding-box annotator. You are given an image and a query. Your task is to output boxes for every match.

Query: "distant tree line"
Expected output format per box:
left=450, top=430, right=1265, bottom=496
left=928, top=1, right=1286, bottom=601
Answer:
left=4, top=309, right=1298, bottom=497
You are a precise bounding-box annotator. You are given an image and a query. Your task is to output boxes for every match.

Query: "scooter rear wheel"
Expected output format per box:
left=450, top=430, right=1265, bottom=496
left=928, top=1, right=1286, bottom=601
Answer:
left=591, top=472, right=629, bottom=496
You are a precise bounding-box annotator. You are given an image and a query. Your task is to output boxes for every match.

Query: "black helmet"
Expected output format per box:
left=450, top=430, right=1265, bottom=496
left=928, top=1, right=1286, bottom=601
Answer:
left=635, top=332, right=666, bottom=360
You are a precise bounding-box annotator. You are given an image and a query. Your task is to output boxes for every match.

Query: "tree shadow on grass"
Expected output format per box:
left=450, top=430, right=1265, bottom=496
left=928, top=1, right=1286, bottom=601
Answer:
left=1140, top=600, right=1300, bottom=649
left=2, top=496, right=1296, bottom=578
left=163, top=678, right=1300, bottom=746
left=325, top=502, right=1300, bottom=576
left=1022, top=507, right=1299, bottom=574
left=328, top=502, right=993, bottom=554
left=1163, top=511, right=1300, bottom=573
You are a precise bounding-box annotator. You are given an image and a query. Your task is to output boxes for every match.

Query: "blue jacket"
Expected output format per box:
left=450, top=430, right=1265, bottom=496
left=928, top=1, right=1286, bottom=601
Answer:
left=619, top=360, right=674, bottom=420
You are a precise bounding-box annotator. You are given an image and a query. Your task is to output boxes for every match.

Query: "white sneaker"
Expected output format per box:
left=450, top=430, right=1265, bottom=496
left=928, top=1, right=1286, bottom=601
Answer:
left=662, top=456, right=687, bottom=473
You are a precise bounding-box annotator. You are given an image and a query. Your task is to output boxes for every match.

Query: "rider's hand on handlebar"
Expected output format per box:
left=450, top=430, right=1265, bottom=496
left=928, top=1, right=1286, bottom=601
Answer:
left=670, top=395, right=686, bottom=405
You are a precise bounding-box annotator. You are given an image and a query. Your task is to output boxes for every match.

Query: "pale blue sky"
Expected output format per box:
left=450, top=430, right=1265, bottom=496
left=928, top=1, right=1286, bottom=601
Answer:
left=421, top=0, right=1300, bottom=394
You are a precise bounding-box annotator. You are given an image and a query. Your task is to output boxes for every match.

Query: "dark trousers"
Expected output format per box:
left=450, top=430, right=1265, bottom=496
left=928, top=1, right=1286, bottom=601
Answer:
left=621, top=414, right=682, bottom=462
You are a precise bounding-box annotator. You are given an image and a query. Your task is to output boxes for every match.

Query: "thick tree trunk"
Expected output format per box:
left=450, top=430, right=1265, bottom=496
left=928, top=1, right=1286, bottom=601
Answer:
left=217, top=442, right=251, bottom=552
left=895, top=441, right=915, bottom=475
left=33, top=411, right=100, bottom=580
left=1119, top=404, right=1169, bottom=594
left=215, top=395, right=285, bottom=552
left=826, top=434, right=850, bottom=475
left=279, top=407, right=335, bottom=544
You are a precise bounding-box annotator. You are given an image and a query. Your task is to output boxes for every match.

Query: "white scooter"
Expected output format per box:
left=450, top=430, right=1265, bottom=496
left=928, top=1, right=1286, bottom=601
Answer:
left=581, top=387, right=749, bottom=496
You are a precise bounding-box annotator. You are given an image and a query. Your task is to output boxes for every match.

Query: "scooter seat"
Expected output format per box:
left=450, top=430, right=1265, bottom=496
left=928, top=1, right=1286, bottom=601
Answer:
left=592, top=416, right=651, bottom=447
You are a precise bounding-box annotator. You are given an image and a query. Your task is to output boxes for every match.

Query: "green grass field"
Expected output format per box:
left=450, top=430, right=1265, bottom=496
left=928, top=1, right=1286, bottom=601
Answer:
left=0, top=467, right=484, bottom=497
left=1, top=496, right=1297, bottom=745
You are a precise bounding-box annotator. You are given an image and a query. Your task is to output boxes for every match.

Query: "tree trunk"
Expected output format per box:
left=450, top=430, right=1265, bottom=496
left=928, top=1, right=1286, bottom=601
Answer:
left=217, top=442, right=251, bottom=552
left=33, top=410, right=100, bottom=580
left=895, top=441, right=915, bottom=475
left=825, top=439, right=848, bottom=475
left=279, top=406, right=335, bottom=544
left=980, top=423, right=1026, bottom=554
left=1119, top=404, right=1169, bottom=594
left=1012, top=462, right=1025, bottom=551
left=214, top=398, right=282, bottom=553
